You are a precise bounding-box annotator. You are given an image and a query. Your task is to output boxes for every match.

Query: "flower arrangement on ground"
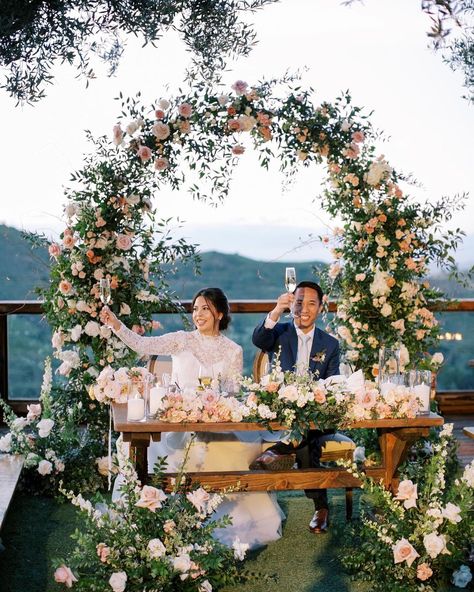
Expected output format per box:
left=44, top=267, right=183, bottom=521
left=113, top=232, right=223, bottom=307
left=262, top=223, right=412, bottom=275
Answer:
left=53, top=452, right=252, bottom=591
left=340, top=424, right=474, bottom=591
left=0, top=359, right=108, bottom=495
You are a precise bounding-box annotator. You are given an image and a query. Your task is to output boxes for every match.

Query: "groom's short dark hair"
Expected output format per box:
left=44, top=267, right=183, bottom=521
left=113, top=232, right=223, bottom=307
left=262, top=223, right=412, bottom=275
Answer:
left=295, top=281, right=324, bottom=304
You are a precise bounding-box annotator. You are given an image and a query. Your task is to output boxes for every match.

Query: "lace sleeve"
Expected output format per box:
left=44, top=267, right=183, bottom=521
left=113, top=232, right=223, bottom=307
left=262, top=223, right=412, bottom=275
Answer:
left=228, top=344, right=243, bottom=378
left=113, top=323, right=186, bottom=357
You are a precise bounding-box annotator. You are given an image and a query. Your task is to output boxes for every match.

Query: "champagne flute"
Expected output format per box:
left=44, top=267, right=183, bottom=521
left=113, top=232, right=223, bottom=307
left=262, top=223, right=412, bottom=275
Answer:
left=99, top=278, right=111, bottom=306
left=284, top=267, right=296, bottom=317
left=198, top=365, right=213, bottom=390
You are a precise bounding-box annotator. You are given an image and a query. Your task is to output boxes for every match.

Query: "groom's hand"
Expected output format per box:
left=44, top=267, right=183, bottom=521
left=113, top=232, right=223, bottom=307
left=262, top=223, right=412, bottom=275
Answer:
left=269, top=292, right=295, bottom=322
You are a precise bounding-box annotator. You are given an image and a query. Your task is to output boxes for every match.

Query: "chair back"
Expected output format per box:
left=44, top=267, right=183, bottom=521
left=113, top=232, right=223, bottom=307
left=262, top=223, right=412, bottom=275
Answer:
left=147, top=355, right=172, bottom=380
left=253, top=350, right=269, bottom=382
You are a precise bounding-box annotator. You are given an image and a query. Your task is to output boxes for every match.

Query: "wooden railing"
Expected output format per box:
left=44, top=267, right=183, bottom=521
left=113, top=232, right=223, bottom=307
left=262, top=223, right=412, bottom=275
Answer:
left=1, top=299, right=474, bottom=414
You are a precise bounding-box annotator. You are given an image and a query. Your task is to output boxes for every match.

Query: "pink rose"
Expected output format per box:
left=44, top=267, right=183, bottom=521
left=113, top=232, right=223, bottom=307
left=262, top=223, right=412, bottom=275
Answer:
left=351, top=130, right=365, bottom=143
left=54, top=565, right=78, bottom=588
left=265, top=382, right=280, bottom=393
left=49, top=243, right=61, bottom=258
left=112, top=124, right=123, bottom=145
left=155, top=109, right=165, bottom=119
left=313, top=388, right=327, bottom=404
left=231, top=80, right=248, bottom=95
left=232, top=144, right=245, bottom=155
left=151, top=122, right=170, bottom=140
left=27, top=403, right=42, bottom=420
left=228, top=118, right=242, bottom=132
left=154, top=157, right=169, bottom=171
left=417, top=563, right=433, bottom=581
left=137, top=145, right=153, bottom=161
left=116, top=234, right=132, bottom=251
left=186, top=487, right=210, bottom=512
left=58, top=280, right=73, bottom=295
left=131, top=325, right=145, bottom=335
left=178, top=102, right=193, bottom=118
left=135, top=485, right=167, bottom=512
left=393, top=538, right=420, bottom=567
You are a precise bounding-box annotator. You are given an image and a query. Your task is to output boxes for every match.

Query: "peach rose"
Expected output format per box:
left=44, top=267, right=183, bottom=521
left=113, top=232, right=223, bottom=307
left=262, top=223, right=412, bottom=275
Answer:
left=393, top=538, right=420, bottom=567
left=232, top=144, right=245, bottom=155
left=135, top=485, right=167, bottom=512
left=59, top=280, right=73, bottom=295
left=63, top=234, right=76, bottom=249
left=352, top=130, right=365, bottom=143
left=116, top=234, right=132, bottom=251
left=54, top=565, right=78, bottom=588
left=96, top=542, right=111, bottom=562
left=49, top=243, right=61, bottom=258
left=417, top=563, right=433, bottom=581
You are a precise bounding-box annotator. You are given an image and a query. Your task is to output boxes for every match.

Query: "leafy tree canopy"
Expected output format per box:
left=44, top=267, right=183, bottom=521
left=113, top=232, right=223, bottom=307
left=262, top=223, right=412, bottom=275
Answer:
left=0, top=0, right=276, bottom=104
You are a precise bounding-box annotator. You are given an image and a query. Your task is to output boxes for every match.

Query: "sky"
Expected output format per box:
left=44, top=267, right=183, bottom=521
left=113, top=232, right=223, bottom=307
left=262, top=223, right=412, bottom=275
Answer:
left=0, top=0, right=473, bottom=266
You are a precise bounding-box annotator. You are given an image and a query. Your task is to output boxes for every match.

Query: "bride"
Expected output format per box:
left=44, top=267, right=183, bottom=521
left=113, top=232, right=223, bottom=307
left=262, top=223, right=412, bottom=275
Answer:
left=100, top=287, right=284, bottom=549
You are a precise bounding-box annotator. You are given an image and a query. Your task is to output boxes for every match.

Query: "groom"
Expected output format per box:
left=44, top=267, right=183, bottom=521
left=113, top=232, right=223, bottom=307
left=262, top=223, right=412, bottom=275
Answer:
left=251, top=280, right=340, bottom=533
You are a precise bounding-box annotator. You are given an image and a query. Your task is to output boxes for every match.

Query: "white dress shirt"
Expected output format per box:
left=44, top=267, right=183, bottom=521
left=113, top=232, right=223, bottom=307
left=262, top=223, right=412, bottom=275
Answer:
left=264, top=314, right=315, bottom=374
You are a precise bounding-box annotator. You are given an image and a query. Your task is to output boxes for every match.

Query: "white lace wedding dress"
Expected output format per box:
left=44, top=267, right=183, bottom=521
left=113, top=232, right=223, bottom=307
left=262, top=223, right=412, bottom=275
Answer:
left=112, top=323, right=285, bottom=549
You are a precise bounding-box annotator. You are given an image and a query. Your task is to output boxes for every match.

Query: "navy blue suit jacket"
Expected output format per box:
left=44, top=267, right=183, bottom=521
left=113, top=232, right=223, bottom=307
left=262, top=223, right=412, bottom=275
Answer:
left=252, top=319, right=340, bottom=379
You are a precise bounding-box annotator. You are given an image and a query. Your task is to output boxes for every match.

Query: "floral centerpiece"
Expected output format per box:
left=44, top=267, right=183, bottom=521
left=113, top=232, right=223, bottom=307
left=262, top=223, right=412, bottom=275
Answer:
left=53, top=451, right=252, bottom=591
left=240, top=361, right=421, bottom=443
left=89, top=365, right=155, bottom=404
left=340, top=424, right=474, bottom=591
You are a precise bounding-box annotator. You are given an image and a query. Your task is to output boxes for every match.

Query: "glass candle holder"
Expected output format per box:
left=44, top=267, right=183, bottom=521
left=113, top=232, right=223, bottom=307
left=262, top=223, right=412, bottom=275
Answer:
left=408, top=369, right=432, bottom=415
left=127, top=383, right=145, bottom=422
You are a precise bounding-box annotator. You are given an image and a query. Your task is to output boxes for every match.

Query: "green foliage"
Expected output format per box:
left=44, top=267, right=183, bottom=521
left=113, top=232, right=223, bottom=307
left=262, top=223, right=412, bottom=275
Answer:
left=0, top=0, right=277, bottom=104
left=340, top=425, right=474, bottom=592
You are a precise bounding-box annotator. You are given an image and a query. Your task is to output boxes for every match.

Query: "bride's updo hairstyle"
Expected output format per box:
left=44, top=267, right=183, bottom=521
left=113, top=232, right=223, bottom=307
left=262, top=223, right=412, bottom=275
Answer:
left=192, top=287, right=231, bottom=330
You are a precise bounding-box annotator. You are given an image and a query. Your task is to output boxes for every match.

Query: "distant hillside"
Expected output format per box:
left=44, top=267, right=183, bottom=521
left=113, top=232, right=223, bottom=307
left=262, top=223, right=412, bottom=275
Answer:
left=0, top=224, right=326, bottom=300
left=0, top=223, right=472, bottom=300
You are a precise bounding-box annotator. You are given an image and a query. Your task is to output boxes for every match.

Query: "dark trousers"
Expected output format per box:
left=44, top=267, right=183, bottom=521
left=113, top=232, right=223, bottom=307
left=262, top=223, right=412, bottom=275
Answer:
left=270, top=429, right=335, bottom=510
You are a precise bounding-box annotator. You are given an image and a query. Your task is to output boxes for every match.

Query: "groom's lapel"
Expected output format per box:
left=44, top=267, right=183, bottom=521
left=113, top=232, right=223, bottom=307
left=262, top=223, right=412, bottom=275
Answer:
left=308, top=328, right=321, bottom=374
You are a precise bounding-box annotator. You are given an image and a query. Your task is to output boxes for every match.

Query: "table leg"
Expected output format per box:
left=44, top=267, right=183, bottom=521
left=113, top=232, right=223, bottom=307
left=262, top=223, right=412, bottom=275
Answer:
left=123, top=432, right=151, bottom=485
left=378, top=427, right=429, bottom=491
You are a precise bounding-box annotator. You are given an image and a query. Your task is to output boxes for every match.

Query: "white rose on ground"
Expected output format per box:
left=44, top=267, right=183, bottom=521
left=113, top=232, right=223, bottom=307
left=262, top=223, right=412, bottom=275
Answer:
left=37, top=418, right=55, bottom=438
left=37, top=459, right=53, bottom=475
left=0, top=433, right=12, bottom=452
left=147, top=538, right=166, bottom=559
left=109, top=571, right=127, bottom=592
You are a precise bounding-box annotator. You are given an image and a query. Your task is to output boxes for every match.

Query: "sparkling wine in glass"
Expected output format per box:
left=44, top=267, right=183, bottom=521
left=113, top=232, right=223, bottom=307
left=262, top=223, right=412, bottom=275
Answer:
left=198, top=365, right=213, bottom=389
left=284, top=267, right=296, bottom=317
left=99, top=278, right=111, bottom=306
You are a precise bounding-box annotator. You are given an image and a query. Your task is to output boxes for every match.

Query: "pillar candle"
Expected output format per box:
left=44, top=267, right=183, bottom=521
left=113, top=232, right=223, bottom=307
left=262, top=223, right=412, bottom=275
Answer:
left=413, top=384, right=430, bottom=414
left=127, top=398, right=145, bottom=421
left=149, top=386, right=166, bottom=415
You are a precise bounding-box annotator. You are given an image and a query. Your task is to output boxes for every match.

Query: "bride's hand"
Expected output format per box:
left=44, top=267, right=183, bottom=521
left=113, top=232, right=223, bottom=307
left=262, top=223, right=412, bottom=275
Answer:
left=100, top=307, right=120, bottom=331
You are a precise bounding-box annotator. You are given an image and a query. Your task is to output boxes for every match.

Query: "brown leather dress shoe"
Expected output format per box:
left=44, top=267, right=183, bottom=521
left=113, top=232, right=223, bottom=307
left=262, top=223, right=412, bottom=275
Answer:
left=249, top=450, right=296, bottom=471
left=309, top=509, right=329, bottom=533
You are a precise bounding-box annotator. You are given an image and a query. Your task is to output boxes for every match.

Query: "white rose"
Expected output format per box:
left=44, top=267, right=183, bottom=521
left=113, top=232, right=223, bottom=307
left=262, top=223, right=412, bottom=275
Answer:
left=158, top=98, right=170, bottom=110
left=76, top=300, right=89, bottom=312
left=109, top=571, right=127, bottom=592
left=12, top=417, right=29, bottom=432
left=37, top=418, right=55, bottom=438
left=55, top=459, right=65, bottom=473
left=423, top=532, right=450, bottom=559
left=147, top=538, right=166, bottom=559
left=199, top=580, right=213, bottom=592
left=100, top=325, right=112, bottom=339
left=381, top=302, right=393, bottom=317
left=462, top=461, right=474, bottom=487
left=442, top=502, right=462, bottom=523
left=84, top=321, right=101, bottom=337
left=370, top=268, right=391, bottom=297
left=125, top=121, right=139, bottom=135
left=0, top=433, right=12, bottom=452
left=70, top=324, right=82, bottom=342
left=37, top=459, right=53, bottom=475
left=432, top=352, right=444, bottom=365
left=366, top=158, right=392, bottom=186
left=51, top=330, right=65, bottom=349
left=64, top=203, right=77, bottom=218
left=172, top=553, right=191, bottom=573
left=341, top=119, right=351, bottom=132
left=119, top=303, right=131, bottom=316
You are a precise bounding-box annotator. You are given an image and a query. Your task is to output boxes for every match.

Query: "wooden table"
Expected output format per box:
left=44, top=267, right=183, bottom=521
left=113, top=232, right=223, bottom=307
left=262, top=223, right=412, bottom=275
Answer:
left=112, top=403, right=443, bottom=493
left=463, top=427, right=474, bottom=439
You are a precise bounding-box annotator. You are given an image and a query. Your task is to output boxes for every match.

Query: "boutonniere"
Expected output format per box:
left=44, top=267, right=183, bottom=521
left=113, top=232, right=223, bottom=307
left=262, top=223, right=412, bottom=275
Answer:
left=311, top=350, right=326, bottom=363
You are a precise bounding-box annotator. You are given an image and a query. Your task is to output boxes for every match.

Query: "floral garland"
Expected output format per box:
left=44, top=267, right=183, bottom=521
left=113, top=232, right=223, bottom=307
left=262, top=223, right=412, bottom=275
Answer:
left=340, top=424, right=474, bottom=591
left=53, top=450, right=252, bottom=591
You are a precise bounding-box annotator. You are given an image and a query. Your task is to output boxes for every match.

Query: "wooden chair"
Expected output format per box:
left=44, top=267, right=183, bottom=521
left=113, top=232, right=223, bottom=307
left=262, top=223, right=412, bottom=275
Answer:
left=147, top=355, right=172, bottom=381
left=253, top=349, right=355, bottom=519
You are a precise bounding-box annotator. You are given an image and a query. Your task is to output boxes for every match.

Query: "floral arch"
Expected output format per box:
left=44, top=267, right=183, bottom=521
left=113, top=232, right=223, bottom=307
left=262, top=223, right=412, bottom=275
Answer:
left=4, top=76, right=464, bottom=495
